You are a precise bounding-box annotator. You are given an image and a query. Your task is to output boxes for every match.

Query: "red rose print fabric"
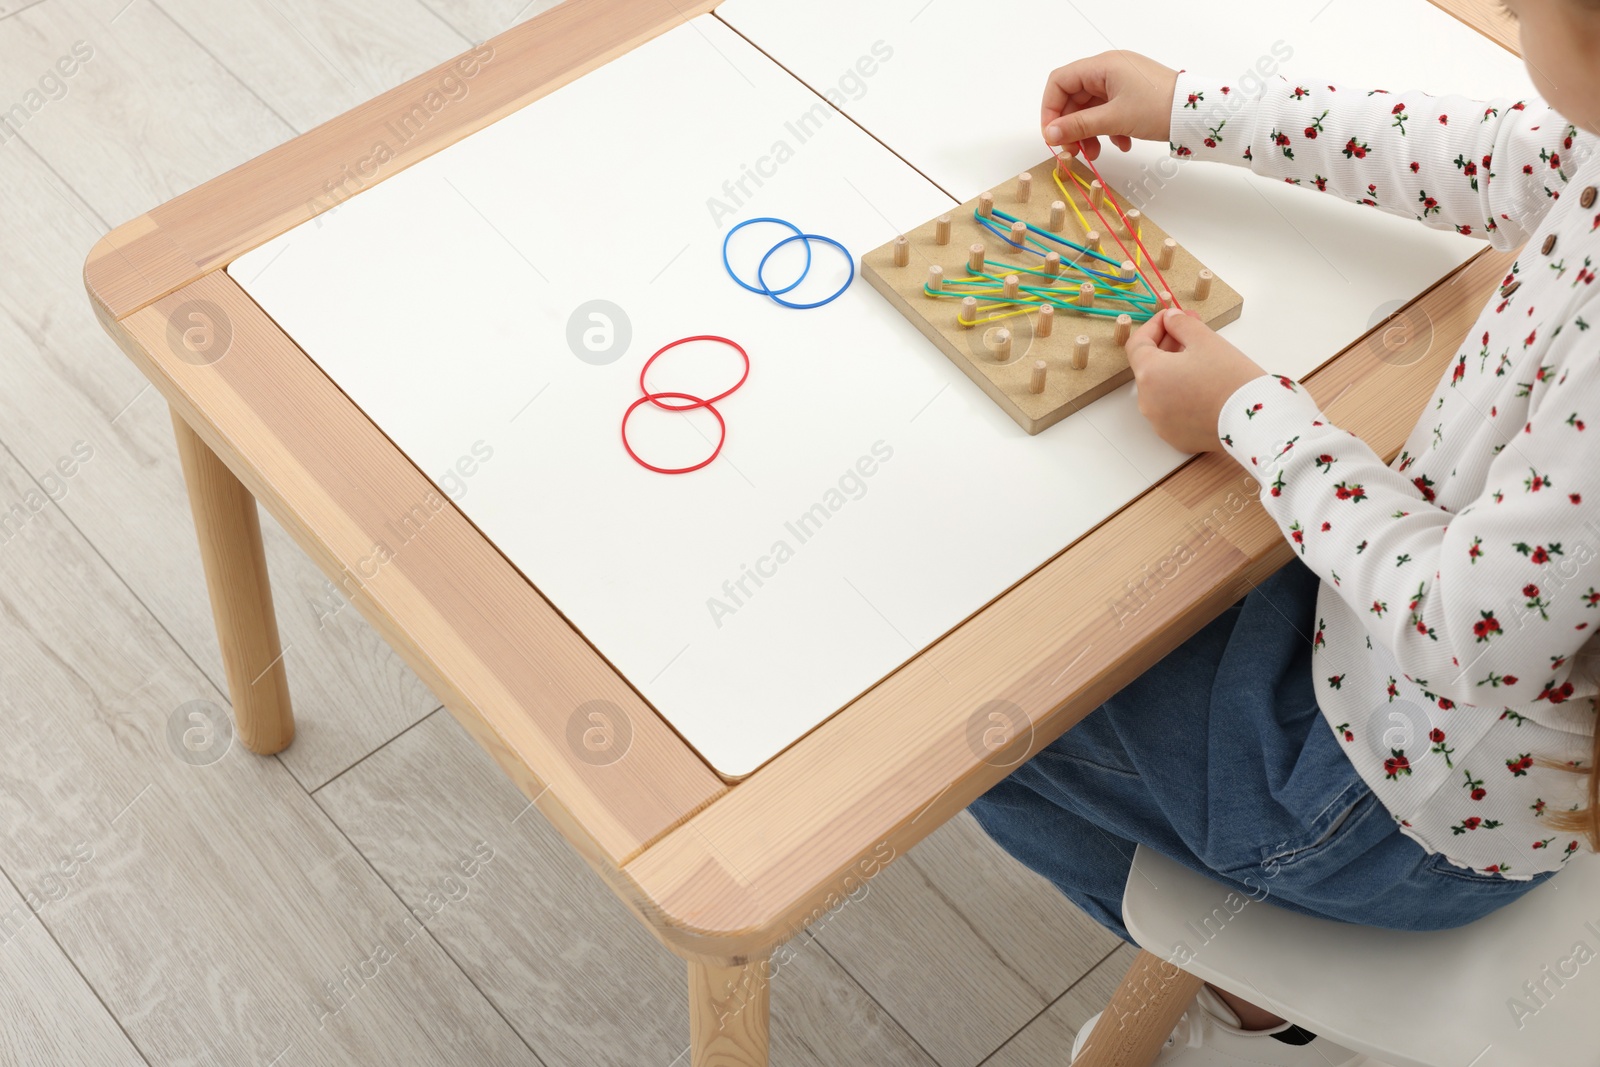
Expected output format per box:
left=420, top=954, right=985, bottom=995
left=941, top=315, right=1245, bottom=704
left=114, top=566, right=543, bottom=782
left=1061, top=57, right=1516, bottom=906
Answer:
left=1170, top=72, right=1600, bottom=876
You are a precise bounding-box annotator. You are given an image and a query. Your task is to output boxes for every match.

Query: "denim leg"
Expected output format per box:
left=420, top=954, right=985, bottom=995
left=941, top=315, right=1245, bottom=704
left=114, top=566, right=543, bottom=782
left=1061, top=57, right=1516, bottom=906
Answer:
left=964, top=557, right=1554, bottom=945
left=967, top=775, right=1140, bottom=945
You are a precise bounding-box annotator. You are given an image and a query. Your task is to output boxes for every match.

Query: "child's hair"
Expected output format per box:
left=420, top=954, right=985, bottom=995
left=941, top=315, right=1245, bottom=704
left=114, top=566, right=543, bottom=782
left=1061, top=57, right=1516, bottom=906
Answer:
left=1538, top=641, right=1600, bottom=850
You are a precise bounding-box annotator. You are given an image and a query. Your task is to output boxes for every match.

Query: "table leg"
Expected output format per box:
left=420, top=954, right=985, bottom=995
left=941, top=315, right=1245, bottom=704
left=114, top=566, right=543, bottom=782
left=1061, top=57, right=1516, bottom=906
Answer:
left=687, top=957, right=770, bottom=1067
left=171, top=409, right=295, bottom=754
left=1071, top=950, right=1203, bottom=1067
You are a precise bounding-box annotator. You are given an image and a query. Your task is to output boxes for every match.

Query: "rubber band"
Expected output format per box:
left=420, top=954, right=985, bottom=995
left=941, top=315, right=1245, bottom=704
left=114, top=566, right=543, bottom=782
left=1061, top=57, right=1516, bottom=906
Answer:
left=936, top=281, right=1152, bottom=315
left=986, top=209, right=1122, bottom=269
left=756, top=233, right=855, bottom=310
left=622, top=335, right=749, bottom=474
left=621, top=391, right=728, bottom=474
left=1051, top=161, right=1164, bottom=307
left=1045, top=139, right=1185, bottom=311
left=639, top=335, right=750, bottom=411
left=1049, top=161, right=1153, bottom=290
left=722, top=217, right=811, bottom=296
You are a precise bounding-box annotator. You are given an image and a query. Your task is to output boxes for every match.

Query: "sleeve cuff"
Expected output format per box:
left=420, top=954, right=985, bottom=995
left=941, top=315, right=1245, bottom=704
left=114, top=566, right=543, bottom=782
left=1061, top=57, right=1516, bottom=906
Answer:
left=1216, top=373, right=1329, bottom=489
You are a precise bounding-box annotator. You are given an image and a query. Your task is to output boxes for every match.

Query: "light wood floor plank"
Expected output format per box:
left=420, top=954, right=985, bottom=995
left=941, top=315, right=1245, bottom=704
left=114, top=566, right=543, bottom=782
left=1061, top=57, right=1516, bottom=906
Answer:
left=416, top=0, right=564, bottom=48
left=0, top=871, right=148, bottom=1067
left=153, top=0, right=472, bottom=135
left=0, top=29, right=443, bottom=790
left=0, top=0, right=45, bottom=20
left=981, top=944, right=1140, bottom=1067
left=811, top=811, right=1125, bottom=1067
left=0, top=0, right=291, bottom=227
left=316, top=708, right=941, bottom=1067
left=0, top=439, right=540, bottom=1065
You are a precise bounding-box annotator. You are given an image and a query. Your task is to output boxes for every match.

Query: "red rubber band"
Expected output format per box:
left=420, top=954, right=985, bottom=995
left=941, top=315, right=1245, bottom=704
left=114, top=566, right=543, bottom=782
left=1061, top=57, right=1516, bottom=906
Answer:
left=639, top=335, right=750, bottom=411
left=1046, top=139, right=1185, bottom=311
left=621, top=391, right=728, bottom=474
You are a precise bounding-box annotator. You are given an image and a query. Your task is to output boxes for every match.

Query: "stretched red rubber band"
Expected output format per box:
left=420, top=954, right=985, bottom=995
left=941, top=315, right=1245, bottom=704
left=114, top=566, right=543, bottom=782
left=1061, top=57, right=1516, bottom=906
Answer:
left=1045, top=138, right=1185, bottom=311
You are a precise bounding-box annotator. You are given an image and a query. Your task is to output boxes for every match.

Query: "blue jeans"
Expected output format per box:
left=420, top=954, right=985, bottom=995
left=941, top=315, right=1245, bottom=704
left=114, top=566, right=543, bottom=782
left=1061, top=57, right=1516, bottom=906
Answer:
left=966, top=557, right=1556, bottom=946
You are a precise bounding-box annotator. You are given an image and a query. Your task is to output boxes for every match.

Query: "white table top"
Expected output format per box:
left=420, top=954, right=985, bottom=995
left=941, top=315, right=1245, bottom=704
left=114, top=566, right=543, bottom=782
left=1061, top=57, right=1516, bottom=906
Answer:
left=230, top=7, right=1529, bottom=777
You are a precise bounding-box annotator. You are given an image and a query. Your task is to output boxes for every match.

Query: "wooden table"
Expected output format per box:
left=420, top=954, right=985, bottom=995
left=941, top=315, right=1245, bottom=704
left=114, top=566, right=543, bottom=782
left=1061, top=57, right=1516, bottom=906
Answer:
left=84, top=0, right=1517, bottom=1062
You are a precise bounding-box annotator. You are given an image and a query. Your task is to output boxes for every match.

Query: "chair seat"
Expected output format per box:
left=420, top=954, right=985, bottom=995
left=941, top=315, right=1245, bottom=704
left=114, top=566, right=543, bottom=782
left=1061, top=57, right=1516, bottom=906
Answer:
left=1121, top=844, right=1599, bottom=1067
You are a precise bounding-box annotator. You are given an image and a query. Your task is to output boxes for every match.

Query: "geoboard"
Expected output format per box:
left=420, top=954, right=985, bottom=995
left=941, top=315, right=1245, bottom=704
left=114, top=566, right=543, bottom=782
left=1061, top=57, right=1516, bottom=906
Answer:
left=864, top=155, right=1241, bottom=434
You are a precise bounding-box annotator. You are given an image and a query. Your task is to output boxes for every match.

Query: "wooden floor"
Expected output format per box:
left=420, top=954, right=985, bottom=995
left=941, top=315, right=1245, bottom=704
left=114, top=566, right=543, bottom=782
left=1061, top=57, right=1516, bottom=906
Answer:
left=0, top=1, right=1134, bottom=1063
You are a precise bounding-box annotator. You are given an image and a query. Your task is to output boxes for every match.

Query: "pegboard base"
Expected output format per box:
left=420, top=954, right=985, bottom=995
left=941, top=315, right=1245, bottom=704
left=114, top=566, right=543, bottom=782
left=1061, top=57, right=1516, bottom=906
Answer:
left=863, top=156, right=1242, bottom=435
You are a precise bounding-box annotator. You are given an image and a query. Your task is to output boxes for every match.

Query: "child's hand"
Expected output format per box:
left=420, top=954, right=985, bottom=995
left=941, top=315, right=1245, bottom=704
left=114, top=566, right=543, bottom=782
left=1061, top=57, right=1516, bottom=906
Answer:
left=1042, top=51, right=1180, bottom=161
left=1125, top=307, right=1267, bottom=454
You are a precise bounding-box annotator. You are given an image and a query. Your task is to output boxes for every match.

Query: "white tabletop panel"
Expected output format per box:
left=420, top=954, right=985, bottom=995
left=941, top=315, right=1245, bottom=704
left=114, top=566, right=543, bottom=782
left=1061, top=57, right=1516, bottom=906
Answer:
left=231, top=16, right=1194, bottom=777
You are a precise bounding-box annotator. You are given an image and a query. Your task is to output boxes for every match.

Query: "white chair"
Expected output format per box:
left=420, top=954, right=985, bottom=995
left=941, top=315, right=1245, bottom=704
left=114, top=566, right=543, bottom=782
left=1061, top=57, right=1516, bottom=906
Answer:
left=1081, top=844, right=1600, bottom=1067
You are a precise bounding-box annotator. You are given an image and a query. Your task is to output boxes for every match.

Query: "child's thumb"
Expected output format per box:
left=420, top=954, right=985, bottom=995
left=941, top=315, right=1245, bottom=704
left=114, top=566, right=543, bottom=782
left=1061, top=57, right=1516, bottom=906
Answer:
left=1045, top=102, right=1122, bottom=148
left=1155, top=306, right=1206, bottom=346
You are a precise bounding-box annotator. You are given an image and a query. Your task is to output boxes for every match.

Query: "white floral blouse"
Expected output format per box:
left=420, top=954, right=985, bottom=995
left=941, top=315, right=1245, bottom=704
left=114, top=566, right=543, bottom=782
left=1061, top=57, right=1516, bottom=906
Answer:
left=1170, top=70, right=1599, bottom=877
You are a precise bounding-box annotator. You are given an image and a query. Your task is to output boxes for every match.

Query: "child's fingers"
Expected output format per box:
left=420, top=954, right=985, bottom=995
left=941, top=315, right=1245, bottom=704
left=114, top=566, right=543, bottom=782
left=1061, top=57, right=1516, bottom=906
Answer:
left=1125, top=311, right=1170, bottom=371
left=1044, top=101, right=1125, bottom=153
left=1155, top=306, right=1208, bottom=347
left=1041, top=59, right=1113, bottom=129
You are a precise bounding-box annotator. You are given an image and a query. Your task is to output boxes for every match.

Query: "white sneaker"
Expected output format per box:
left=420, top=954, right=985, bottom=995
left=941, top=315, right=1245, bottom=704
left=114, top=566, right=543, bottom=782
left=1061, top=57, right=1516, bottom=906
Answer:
left=1069, top=986, right=1362, bottom=1065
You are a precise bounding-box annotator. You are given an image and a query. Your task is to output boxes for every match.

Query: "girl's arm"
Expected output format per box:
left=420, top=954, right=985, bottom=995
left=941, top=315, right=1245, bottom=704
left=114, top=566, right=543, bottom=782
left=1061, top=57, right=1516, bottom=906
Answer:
left=1214, top=298, right=1600, bottom=709
left=1168, top=71, right=1590, bottom=250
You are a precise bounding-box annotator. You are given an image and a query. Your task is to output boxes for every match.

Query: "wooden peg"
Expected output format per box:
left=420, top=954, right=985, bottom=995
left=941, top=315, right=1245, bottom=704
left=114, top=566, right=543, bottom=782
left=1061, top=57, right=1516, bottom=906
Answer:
left=927, top=264, right=944, bottom=293
left=1123, top=208, right=1142, bottom=236
left=1043, top=252, right=1062, bottom=279
left=935, top=214, right=952, bottom=245
left=1017, top=172, right=1033, bottom=202
left=1158, top=289, right=1174, bottom=309
left=978, top=191, right=995, bottom=218
left=1195, top=269, right=1214, bottom=300
left=1114, top=313, right=1133, bottom=345
left=968, top=243, right=986, bottom=273
left=1089, top=179, right=1104, bottom=208
left=993, top=328, right=1012, bottom=362
left=1158, top=237, right=1177, bottom=269
left=1073, top=334, right=1091, bottom=370
left=1083, top=230, right=1101, bottom=254
left=1119, top=260, right=1136, bottom=282
left=959, top=296, right=978, bottom=328
left=1010, top=220, right=1029, bottom=251
left=1076, top=282, right=1095, bottom=308
left=1003, top=274, right=1021, bottom=300
left=1049, top=200, right=1067, bottom=232
left=892, top=235, right=910, bottom=267
left=1038, top=303, right=1055, bottom=338
left=1029, top=359, right=1048, bottom=394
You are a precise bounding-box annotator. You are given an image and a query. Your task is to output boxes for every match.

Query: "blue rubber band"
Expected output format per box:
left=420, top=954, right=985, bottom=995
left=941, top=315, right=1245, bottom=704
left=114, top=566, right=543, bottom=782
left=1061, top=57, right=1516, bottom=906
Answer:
left=756, top=234, right=855, bottom=309
left=722, top=217, right=811, bottom=296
